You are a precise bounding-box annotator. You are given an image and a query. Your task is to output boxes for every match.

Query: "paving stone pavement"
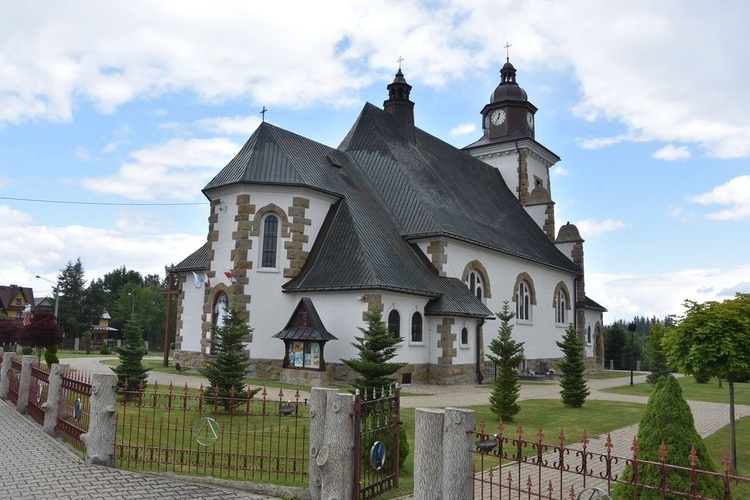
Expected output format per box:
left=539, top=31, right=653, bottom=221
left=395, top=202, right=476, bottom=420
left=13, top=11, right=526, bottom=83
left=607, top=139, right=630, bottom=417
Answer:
left=0, top=399, right=284, bottom=500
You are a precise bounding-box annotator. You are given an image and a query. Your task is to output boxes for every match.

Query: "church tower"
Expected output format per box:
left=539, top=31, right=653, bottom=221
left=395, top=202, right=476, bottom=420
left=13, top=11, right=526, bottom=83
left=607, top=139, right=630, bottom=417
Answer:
left=464, top=57, right=559, bottom=241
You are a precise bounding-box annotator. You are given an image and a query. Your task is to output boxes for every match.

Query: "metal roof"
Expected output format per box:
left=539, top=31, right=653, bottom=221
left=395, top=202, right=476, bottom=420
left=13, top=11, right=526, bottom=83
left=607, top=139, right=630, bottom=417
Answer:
left=272, top=297, right=337, bottom=341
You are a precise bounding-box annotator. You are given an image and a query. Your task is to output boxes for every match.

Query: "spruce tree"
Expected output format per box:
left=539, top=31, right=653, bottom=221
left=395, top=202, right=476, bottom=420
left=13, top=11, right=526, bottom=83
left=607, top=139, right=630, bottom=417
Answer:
left=342, top=306, right=407, bottom=394
left=557, top=323, right=590, bottom=407
left=342, top=306, right=409, bottom=469
left=646, top=322, right=672, bottom=385
left=199, top=294, right=258, bottom=409
left=613, top=375, right=722, bottom=498
left=486, top=301, right=524, bottom=421
left=113, top=316, right=150, bottom=392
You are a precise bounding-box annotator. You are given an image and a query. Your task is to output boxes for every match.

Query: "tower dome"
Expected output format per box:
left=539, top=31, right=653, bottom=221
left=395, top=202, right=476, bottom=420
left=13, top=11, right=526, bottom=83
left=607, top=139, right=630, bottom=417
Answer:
left=490, top=60, right=528, bottom=103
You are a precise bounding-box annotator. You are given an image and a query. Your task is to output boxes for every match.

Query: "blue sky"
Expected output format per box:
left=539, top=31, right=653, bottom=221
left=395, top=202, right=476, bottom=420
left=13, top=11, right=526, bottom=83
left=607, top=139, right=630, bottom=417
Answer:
left=1, top=1, right=748, bottom=322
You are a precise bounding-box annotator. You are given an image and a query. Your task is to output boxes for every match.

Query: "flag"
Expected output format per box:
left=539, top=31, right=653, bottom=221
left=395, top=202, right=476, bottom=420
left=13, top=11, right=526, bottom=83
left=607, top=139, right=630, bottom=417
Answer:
left=193, top=272, right=204, bottom=289
left=224, top=268, right=237, bottom=284
left=204, top=273, right=211, bottom=288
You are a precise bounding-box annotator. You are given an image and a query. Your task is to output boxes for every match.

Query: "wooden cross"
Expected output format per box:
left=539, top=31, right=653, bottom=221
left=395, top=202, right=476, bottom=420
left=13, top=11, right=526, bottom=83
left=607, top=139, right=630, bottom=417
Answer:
left=260, top=106, right=267, bottom=122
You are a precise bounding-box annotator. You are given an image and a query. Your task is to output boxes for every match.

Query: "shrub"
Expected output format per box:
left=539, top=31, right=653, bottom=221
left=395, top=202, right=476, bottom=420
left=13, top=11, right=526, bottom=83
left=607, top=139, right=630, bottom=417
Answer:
left=44, top=344, right=59, bottom=366
left=613, top=375, right=722, bottom=498
left=100, top=343, right=110, bottom=355
left=557, top=323, right=590, bottom=408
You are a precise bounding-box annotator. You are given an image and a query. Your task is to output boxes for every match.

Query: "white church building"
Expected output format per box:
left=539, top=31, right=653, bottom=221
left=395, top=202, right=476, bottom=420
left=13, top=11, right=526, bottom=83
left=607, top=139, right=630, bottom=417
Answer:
left=172, top=59, right=606, bottom=386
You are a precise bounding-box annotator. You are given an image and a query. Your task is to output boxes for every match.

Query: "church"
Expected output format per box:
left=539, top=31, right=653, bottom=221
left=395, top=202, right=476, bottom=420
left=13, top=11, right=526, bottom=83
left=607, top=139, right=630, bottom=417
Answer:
left=172, top=59, right=606, bottom=386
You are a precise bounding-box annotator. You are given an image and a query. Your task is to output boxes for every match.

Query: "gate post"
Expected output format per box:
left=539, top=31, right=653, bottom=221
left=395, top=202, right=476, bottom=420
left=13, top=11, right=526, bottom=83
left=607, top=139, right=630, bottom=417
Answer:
left=443, top=408, right=475, bottom=499
left=43, top=363, right=69, bottom=436
left=414, top=408, right=445, bottom=500
left=16, top=355, right=37, bottom=414
left=80, top=373, right=118, bottom=467
left=0, top=351, right=12, bottom=400
left=312, top=391, right=355, bottom=500
left=309, top=387, right=338, bottom=500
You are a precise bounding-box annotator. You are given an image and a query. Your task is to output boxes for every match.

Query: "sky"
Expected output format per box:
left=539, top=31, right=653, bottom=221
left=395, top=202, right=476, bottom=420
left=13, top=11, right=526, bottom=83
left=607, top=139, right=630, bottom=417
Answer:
left=1, top=0, right=749, bottom=323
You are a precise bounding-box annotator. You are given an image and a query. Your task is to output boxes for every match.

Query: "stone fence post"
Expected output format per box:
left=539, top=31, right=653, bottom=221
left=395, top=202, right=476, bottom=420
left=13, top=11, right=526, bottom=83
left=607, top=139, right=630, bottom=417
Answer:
left=43, top=363, right=69, bottom=436
left=0, top=349, right=10, bottom=400
left=16, top=355, right=37, bottom=414
left=308, top=388, right=355, bottom=500
left=414, top=407, right=475, bottom=500
left=80, top=373, right=118, bottom=467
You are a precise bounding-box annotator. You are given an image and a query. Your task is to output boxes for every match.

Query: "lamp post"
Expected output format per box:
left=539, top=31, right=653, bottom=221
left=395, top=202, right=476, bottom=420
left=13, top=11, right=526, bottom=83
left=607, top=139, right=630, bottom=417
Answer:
left=127, top=292, right=135, bottom=318
left=35, top=275, right=59, bottom=319
left=628, top=323, right=637, bottom=386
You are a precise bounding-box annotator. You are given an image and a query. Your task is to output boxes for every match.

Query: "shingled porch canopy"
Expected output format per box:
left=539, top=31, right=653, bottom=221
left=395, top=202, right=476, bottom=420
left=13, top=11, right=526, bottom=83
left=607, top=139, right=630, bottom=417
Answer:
left=273, top=298, right=337, bottom=371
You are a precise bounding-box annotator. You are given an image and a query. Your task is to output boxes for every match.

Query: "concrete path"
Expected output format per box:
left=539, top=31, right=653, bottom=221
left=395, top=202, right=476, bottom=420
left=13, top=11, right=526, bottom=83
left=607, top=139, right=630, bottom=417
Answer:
left=9, top=358, right=748, bottom=499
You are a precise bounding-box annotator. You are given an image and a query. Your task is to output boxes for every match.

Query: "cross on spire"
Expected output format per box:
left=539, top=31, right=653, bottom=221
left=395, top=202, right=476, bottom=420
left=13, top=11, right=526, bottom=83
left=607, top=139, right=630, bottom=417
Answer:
left=504, top=42, right=512, bottom=62
left=397, top=56, right=404, bottom=70
left=260, top=106, right=267, bottom=122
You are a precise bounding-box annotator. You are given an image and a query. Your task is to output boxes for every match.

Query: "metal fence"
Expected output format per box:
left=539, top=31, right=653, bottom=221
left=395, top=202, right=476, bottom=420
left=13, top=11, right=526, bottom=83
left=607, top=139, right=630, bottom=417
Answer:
left=27, top=363, right=50, bottom=425
left=115, top=382, right=309, bottom=485
left=56, top=370, right=92, bottom=453
left=353, top=385, right=401, bottom=499
left=8, top=357, right=21, bottom=405
left=471, top=420, right=750, bottom=499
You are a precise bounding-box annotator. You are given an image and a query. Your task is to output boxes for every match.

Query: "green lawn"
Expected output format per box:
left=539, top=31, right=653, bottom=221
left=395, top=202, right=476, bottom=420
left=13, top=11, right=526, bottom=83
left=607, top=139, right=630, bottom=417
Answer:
left=602, top=375, right=750, bottom=406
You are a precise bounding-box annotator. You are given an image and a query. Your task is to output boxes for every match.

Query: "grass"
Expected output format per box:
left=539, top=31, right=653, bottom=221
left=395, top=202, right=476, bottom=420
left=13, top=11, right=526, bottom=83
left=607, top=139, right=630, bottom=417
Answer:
left=602, top=375, right=750, bottom=406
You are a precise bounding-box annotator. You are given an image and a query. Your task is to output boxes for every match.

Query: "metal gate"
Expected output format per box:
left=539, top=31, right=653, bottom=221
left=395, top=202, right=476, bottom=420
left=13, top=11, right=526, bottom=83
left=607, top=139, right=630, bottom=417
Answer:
left=353, top=385, right=400, bottom=499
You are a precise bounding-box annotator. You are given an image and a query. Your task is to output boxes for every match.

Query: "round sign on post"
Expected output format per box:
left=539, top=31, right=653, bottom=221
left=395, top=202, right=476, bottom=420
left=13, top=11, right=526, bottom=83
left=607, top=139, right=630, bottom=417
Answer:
left=369, top=441, right=386, bottom=471
left=193, top=417, right=221, bottom=447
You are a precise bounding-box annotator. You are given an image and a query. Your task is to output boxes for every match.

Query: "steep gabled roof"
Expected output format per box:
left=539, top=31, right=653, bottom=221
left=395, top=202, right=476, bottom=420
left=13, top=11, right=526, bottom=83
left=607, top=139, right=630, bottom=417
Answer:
left=340, top=104, right=580, bottom=274
left=272, top=297, right=337, bottom=341
left=173, top=243, right=208, bottom=272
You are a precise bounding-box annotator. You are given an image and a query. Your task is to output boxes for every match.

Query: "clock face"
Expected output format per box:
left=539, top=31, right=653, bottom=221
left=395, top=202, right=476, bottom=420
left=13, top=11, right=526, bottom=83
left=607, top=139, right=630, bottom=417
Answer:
left=490, top=109, right=506, bottom=126
left=526, top=111, right=534, bottom=128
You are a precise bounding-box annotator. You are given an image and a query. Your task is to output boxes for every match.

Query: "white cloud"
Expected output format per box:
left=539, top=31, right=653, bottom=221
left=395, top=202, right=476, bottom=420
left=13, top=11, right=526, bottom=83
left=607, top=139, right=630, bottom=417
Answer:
left=0, top=204, right=204, bottom=294
left=576, top=218, right=627, bottom=237
left=587, top=265, right=750, bottom=322
left=79, top=137, right=240, bottom=201
left=577, top=134, right=631, bottom=150
left=551, top=165, right=569, bottom=176
left=2, top=1, right=749, bottom=161
left=74, top=147, right=93, bottom=162
left=196, top=115, right=263, bottom=136
left=689, top=175, right=750, bottom=221
left=652, top=144, right=691, bottom=161
left=449, top=122, right=476, bottom=136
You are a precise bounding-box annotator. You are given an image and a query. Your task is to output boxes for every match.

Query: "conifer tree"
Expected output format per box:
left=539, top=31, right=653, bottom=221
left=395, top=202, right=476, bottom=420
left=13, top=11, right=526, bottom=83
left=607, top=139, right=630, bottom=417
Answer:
left=556, top=323, right=590, bottom=407
left=113, top=316, right=150, bottom=392
left=200, top=294, right=258, bottom=409
left=613, top=375, right=722, bottom=498
left=342, top=306, right=407, bottom=394
left=646, top=322, right=672, bottom=385
left=486, top=301, right=524, bottom=421
left=342, top=306, right=409, bottom=469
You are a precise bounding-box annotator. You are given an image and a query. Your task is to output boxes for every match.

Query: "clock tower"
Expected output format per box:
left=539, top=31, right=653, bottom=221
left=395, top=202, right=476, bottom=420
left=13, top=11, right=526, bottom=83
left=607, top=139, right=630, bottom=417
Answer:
left=481, top=59, right=537, bottom=141
left=464, top=58, right=560, bottom=242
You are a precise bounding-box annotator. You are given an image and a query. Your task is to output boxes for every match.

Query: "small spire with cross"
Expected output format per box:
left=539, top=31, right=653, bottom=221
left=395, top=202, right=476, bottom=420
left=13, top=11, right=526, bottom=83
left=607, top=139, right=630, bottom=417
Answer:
left=504, top=42, right=512, bottom=62
left=397, top=56, right=404, bottom=71
left=260, top=106, right=267, bottom=122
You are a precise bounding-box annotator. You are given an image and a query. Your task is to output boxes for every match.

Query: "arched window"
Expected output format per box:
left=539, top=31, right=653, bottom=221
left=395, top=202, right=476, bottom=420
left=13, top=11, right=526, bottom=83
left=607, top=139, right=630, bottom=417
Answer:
left=468, top=271, right=483, bottom=301
left=461, top=327, right=469, bottom=346
left=555, top=289, right=566, bottom=324
left=212, top=292, right=229, bottom=354
left=261, top=214, right=279, bottom=268
left=411, top=312, right=423, bottom=343
left=517, top=281, right=531, bottom=321
left=387, top=310, right=401, bottom=337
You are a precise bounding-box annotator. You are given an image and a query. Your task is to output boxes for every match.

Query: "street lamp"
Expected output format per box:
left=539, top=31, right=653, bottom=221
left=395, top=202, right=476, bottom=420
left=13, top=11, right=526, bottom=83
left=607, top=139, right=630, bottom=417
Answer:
left=35, top=275, right=59, bottom=319
left=127, top=292, right=135, bottom=318
left=628, top=323, right=637, bottom=386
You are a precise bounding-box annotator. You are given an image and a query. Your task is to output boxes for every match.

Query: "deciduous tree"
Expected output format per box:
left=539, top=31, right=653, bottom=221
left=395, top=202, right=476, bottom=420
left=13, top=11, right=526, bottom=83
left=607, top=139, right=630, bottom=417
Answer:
left=663, top=293, right=750, bottom=470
